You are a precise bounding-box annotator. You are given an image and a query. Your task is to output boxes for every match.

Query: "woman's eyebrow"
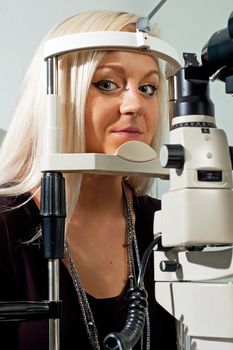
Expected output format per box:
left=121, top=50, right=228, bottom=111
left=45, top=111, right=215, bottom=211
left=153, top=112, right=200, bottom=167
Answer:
left=95, top=64, right=124, bottom=73
left=144, top=69, right=159, bottom=78
left=95, top=66, right=159, bottom=79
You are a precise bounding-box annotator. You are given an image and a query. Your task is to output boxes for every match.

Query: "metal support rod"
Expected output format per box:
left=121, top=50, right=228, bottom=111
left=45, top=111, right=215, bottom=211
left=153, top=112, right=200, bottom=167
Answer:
left=49, top=259, right=60, bottom=350
left=47, top=57, right=58, bottom=95
left=136, top=0, right=168, bottom=32
left=147, top=0, right=167, bottom=20
left=40, top=172, right=66, bottom=350
left=44, top=56, right=64, bottom=350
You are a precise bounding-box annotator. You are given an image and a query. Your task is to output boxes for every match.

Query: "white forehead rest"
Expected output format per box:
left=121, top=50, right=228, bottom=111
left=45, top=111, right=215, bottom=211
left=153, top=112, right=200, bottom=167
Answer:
left=44, top=31, right=181, bottom=78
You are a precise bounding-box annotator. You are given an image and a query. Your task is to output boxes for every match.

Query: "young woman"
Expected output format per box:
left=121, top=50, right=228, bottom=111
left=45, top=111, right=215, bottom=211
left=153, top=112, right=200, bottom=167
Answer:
left=0, top=10, right=177, bottom=349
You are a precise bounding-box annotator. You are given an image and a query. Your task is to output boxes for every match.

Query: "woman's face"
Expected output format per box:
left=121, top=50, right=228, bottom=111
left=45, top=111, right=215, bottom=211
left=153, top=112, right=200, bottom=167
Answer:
left=85, top=50, right=160, bottom=154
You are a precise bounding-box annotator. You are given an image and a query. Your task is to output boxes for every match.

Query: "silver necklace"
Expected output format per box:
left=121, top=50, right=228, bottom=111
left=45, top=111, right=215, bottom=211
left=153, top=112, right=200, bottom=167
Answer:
left=64, top=181, right=150, bottom=349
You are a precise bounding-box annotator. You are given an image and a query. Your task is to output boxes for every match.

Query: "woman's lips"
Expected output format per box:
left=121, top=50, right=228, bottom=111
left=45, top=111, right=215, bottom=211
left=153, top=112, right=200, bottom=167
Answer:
left=112, top=128, right=142, bottom=138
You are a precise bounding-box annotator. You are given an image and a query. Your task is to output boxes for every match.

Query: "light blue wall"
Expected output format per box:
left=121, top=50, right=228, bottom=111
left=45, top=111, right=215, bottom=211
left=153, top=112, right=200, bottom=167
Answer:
left=0, top=0, right=232, bottom=196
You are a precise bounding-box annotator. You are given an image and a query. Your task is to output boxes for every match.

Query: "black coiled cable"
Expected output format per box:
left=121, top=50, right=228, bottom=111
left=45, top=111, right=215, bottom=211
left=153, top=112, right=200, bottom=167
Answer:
left=103, top=287, right=148, bottom=350
left=103, top=234, right=162, bottom=350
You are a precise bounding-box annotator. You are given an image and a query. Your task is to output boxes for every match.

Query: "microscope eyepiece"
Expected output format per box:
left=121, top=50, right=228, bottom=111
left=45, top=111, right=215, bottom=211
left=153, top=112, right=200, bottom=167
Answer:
left=228, top=10, right=233, bottom=39
left=201, top=11, right=233, bottom=83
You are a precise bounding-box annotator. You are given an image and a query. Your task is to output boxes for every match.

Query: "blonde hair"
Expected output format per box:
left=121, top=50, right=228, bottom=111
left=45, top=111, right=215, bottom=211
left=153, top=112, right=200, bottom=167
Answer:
left=0, top=10, right=167, bottom=220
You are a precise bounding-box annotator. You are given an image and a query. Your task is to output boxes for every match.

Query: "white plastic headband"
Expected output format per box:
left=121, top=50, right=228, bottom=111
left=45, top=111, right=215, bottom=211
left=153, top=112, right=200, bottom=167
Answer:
left=41, top=30, right=181, bottom=175
left=44, top=31, right=181, bottom=77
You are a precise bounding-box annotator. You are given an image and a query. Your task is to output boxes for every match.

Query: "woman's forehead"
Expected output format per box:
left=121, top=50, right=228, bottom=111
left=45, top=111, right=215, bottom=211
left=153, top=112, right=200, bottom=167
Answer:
left=97, top=50, right=158, bottom=70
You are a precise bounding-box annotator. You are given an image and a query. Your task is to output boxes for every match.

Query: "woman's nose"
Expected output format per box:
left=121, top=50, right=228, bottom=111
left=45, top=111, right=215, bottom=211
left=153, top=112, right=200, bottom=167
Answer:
left=119, top=88, right=145, bottom=117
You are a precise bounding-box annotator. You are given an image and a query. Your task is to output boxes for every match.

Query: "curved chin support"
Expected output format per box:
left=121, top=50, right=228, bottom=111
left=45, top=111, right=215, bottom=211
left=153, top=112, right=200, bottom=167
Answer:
left=115, top=141, right=157, bottom=162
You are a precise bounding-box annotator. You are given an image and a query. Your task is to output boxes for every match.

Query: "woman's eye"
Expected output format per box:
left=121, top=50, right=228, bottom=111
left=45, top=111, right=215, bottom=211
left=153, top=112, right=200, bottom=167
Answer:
left=139, top=84, right=157, bottom=96
left=94, top=80, right=118, bottom=91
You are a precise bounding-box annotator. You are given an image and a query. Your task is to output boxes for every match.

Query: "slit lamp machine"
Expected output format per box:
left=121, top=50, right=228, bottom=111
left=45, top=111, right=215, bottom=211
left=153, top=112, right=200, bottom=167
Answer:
left=0, top=2, right=233, bottom=350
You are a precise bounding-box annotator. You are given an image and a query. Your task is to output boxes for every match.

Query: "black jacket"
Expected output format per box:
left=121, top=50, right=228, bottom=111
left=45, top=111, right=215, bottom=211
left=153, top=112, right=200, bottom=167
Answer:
left=0, top=193, right=177, bottom=349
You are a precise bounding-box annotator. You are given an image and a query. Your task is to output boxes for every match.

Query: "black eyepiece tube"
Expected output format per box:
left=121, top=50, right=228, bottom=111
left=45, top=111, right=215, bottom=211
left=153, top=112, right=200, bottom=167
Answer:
left=201, top=11, right=233, bottom=82
left=228, top=11, right=233, bottom=39
left=40, top=172, right=66, bottom=259
left=103, top=287, right=148, bottom=350
left=173, top=64, right=215, bottom=118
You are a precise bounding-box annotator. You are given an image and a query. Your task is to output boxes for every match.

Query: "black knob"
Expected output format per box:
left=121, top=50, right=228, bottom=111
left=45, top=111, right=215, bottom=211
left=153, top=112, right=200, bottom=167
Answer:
left=160, top=144, right=185, bottom=169
left=160, top=260, right=180, bottom=272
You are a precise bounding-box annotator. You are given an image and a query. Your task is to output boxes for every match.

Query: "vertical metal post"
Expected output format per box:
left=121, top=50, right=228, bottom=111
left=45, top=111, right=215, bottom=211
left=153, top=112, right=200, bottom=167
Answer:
left=40, top=56, right=66, bottom=350
left=48, top=259, right=60, bottom=350
left=47, top=57, right=58, bottom=95
left=48, top=56, right=60, bottom=350
left=41, top=171, right=66, bottom=350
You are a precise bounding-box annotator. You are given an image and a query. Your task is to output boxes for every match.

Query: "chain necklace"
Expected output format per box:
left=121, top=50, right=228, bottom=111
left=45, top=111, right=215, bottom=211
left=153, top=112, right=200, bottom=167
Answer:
left=64, top=181, right=150, bottom=349
left=122, top=182, right=151, bottom=350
